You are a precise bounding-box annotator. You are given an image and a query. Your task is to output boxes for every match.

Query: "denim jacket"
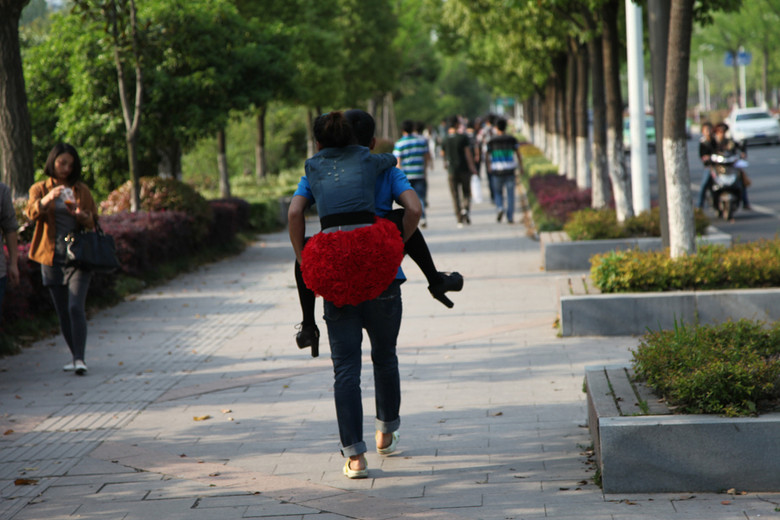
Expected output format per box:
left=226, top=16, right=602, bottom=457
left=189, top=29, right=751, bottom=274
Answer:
left=304, top=146, right=396, bottom=219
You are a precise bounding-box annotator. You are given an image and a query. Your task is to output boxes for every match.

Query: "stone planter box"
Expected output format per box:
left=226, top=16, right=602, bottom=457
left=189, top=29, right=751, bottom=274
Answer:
left=560, top=287, right=780, bottom=337
left=541, top=226, right=731, bottom=271
left=586, top=365, right=780, bottom=493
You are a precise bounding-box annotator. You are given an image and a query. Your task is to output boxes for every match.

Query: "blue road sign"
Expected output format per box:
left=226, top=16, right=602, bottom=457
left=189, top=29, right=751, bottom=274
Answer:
left=724, top=51, right=752, bottom=67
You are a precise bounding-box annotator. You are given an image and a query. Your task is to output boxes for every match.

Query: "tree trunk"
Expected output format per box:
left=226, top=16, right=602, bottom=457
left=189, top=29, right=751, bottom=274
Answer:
left=111, top=0, right=142, bottom=212
left=0, top=0, right=34, bottom=197
left=565, top=42, right=577, bottom=181
left=544, top=81, right=555, bottom=163
left=602, top=0, right=633, bottom=221
left=255, top=105, right=267, bottom=179
left=663, top=0, right=696, bottom=258
left=554, top=54, right=567, bottom=171
left=575, top=42, right=591, bottom=189
left=217, top=128, right=230, bottom=198
left=157, top=140, right=182, bottom=179
left=533, top=94, right=544, bottom=147
left=762, top=47, right=769, bottom=107
left=648, top=0, right=670, bottom=247
left=586, top=24, right=610, bottom=209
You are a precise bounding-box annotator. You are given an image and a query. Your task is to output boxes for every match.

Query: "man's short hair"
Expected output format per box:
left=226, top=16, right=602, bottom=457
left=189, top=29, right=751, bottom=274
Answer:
left=496, top=118, right=508, bottom=132
left=344, top=109, right=376, bottom=147
left=447, top=115, right=459, bottom=129
left=402, top=120, right=415, bottom=134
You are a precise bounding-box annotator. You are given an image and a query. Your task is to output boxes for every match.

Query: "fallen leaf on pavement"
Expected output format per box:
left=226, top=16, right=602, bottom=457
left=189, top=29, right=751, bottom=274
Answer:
left=14, top=478, right=38, bottom=486
left=193, top=415, right=212, bottom=421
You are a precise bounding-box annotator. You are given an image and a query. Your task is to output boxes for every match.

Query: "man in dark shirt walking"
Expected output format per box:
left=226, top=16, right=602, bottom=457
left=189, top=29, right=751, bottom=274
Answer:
left=441, top=116, right=477, bottom=227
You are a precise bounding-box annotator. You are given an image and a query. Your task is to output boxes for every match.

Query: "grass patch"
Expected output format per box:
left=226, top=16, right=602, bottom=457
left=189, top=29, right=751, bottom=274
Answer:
left=632, top=319, right=780, bottom=416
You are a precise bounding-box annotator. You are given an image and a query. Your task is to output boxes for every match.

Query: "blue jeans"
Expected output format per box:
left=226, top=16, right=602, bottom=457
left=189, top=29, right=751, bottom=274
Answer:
left=697, top=168, right=712, bottom=208
left=324, top=280, right=402, bottom=457
left=409, top=178, right=427, bottom=218
left=490, top=173, right=516, bottom=222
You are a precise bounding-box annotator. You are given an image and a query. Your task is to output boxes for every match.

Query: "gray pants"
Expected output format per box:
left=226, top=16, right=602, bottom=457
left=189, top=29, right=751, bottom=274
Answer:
left=46, top=268, right=92, bottom=362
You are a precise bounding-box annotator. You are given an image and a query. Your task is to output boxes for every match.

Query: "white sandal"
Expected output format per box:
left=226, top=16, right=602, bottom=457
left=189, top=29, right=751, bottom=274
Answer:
left=343, top=456, right=368, bottom=479
left=376, top=431, right=399, bottom=455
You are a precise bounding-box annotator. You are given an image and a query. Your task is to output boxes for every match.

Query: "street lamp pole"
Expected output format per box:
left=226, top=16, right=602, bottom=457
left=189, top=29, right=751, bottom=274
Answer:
left=625, top=0, right=649, bottom=213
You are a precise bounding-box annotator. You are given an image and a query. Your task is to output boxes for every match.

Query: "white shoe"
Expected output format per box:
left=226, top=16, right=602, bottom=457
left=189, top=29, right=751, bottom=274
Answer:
left=74, top=360, right=88, bottom=375
left=63, top=362, right=75, bottom=372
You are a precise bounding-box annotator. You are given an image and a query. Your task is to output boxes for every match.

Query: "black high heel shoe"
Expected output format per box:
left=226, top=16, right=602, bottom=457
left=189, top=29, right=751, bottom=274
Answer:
left=296, top=323, right=320, bottom=358
left=428, top=272, right=464, bottom=308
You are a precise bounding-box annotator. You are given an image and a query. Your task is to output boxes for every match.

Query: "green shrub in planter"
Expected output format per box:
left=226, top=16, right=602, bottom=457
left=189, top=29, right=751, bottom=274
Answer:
left=632, top=319, right=780, bottom=416
left=564, top=209, right=626, bottom=240
left=591, top=239, right=780, bottom=293
left=565, top=207, right=709, bottom=241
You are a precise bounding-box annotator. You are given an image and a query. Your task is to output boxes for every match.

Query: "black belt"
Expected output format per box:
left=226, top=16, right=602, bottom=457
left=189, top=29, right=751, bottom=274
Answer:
left=320, top=211, right=375, bottom=230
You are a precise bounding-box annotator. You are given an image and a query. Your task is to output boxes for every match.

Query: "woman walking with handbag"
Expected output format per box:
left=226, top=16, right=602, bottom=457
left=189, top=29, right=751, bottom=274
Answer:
left=26, top=143, right=98, bottom=375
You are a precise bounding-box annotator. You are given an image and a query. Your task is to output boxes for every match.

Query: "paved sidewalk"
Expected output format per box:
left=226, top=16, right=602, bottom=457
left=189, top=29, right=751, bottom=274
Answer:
left=2, top=162, right=779, bottom=520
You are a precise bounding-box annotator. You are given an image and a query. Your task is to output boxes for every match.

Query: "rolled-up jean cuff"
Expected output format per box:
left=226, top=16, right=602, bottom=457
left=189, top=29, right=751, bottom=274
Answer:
left=340, top=441, right=367, bottom=458
left=375, top=417, right=400, bottom=434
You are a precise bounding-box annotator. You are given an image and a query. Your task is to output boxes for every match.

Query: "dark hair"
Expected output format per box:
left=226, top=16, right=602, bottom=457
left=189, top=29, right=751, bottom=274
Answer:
left=415, top=121, right=426, bottom=134
left=43, top=142, right=82, bottom=185
left=402, top=120, right=415, bottom=134
left=701, top=121, right=713, bottom=130
left=496, top=118, right=508, bottom=132
left=447, top=115, right=459, bottom=129
left=313, top=111, right=355, bottom=148
left=715, top=122, right=729, bottom=132
left=343, top=109, right=376, bottom=147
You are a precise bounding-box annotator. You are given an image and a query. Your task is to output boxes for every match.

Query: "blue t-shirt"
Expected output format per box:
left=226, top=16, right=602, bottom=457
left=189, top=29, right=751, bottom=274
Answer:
left=294, top=166, right=413, bottom=280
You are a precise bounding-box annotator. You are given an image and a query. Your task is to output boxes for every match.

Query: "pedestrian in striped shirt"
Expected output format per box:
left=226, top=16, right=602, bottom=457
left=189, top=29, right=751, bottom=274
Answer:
left=393, top=120, right=431, bottom=227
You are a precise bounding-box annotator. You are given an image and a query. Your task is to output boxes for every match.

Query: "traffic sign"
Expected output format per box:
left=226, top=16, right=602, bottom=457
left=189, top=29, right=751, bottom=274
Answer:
left=724, top=50, right=752, bottom=67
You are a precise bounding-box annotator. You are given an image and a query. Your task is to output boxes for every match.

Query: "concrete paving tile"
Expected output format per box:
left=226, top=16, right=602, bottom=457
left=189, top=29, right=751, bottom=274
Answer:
left=38, top=482, right=102, bottom=499
left=72, top=496, right=195, bottom=518
left=406, top=493, right=483, bottom=510
left=299, top=492, right=426, bottom=520
left=145, top=480, right=247, bottom=500
left=243, top=501, right=321, bottom=516
left=670, top=495, right=780, bottom=516
left=7, top=499, right=83, bottom=520
left=65, top=456, right=140, bottom=476
left=194, top=493, right=286, bottom=509
left=300, top=514, right=351, bottom=520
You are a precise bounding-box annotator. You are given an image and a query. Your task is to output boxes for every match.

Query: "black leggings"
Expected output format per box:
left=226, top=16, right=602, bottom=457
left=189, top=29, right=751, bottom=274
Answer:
left=48, top=269, right=92, bottom=362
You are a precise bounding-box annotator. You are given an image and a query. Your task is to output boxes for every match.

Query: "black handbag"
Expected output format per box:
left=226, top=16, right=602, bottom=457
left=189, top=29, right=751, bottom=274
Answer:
left=65, top=221, right=120, bottom=273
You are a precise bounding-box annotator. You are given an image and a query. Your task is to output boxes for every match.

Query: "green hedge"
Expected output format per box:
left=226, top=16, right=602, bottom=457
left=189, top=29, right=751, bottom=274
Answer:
left=633, top=319, right=780, bottom=416
left=564, top=207, right=709, bottom=240
left=591, top=239, right=780, bottom=293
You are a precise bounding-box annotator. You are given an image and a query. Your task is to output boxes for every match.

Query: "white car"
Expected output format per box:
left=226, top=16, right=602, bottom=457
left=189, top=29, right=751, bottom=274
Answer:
left=728, top=107, right=780, bottom=146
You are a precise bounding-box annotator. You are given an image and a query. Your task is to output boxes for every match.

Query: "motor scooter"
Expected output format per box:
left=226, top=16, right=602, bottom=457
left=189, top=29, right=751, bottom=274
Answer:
left=708, top=152, right=748, bottom=220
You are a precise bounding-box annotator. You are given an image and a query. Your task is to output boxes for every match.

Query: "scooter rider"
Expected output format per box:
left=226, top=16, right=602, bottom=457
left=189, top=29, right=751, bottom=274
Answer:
left=712, top=122, right=750, bottom=210
left=696, top=122, right=715, bottom=209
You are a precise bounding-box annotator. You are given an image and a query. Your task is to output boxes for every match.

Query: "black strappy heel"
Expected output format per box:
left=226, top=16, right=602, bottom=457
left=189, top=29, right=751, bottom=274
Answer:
left=428, top=272, right=464, bottom=308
